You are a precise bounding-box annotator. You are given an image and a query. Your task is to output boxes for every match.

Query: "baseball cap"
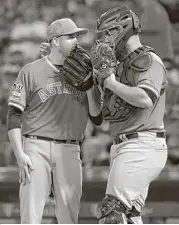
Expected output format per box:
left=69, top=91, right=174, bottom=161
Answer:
left=47, top=18, right=89, bottom=41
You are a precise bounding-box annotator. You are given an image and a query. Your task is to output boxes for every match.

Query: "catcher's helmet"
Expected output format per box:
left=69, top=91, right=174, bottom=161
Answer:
left=96, top=5, right=141, bottom=60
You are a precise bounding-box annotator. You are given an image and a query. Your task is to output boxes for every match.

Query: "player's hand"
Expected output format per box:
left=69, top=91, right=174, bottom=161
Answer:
left=17, top=153, right=34, bottom=186
left=39, top=42, right=51, bottom=57
left=103, top=73, right=116, bottom=89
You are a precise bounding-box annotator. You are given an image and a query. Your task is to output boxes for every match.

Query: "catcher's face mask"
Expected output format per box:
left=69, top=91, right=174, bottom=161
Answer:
left=96, top=5, right=141, bottom=61
left=97, top=27, right=122, bottom=50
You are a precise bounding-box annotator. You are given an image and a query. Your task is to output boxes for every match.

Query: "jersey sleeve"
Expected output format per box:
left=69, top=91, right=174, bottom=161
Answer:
left=136, top=61, right=166, bottom=103
left=8, top=68, right=30, bottom=112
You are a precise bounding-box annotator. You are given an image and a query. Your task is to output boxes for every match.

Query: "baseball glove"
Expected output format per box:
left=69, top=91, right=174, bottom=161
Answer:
left=90, top=42, right=117, bottom=87
left=63, top=46, right=93, bottom=91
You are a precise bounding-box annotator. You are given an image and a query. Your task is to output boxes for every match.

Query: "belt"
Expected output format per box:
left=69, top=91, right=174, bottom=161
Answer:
left=24, top=135, right=80, bottom=145
left=113, top=132, right=165, bottom=145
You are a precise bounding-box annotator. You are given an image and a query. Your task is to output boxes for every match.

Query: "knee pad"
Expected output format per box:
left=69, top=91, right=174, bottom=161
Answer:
left=96, top=195, right=128, bottom=224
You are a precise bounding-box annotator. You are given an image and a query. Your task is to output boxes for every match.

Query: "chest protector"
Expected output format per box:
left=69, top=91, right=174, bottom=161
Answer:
left=102, top=45, right=166, bottom=122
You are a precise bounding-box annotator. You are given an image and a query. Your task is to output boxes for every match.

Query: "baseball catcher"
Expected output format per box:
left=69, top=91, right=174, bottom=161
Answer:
left=90, top=5, right=168, bottom=224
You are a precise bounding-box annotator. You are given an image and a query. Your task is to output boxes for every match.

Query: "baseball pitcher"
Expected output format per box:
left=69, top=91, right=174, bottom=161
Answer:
left=7, top=18, right=101, bottom=224
left=90, top=5, right=168, bottom=224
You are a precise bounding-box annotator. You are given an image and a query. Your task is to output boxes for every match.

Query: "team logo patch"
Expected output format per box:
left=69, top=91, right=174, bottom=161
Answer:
left=103, top=92, right=135, bottom=121
left=12, top=83, right=23, bottom=97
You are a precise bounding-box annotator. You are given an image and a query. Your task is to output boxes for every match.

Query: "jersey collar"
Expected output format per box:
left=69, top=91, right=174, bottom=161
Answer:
left=45, top=56, right=60, bottom=73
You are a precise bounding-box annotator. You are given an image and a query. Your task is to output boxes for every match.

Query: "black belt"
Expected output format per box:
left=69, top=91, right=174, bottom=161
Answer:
left=113, top=132, right=165, bottom=145
left=24, top=135, right=80, bottom=145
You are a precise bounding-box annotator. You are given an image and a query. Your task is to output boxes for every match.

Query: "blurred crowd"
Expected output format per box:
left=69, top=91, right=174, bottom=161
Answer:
left=0, top=0, right=179, bottom=172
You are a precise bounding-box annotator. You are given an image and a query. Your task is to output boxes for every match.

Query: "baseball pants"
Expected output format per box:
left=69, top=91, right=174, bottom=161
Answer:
left=106, top=131, right=168, bottom=223
left=20, top=137, right=82, bottom=224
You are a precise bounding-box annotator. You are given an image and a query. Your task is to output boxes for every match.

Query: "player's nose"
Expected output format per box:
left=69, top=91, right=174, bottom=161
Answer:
left=69, top=44, right=77, bottom=55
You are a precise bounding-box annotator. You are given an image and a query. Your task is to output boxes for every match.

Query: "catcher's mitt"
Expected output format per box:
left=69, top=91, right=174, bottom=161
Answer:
left=63, top=46, right=93, bottom=91
left=90, top=42, right=117, bottom=87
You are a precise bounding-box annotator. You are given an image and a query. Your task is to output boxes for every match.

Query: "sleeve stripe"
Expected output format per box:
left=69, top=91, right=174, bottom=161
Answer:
left=140, top=87, right=158, bottom=104
left=8, top=102, right=24, bottom=112
left=137, top=84, right=159, bottom=98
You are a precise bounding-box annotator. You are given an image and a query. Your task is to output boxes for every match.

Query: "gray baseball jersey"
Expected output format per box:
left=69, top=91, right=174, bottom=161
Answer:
left=8, top=56, right=89, bottom=140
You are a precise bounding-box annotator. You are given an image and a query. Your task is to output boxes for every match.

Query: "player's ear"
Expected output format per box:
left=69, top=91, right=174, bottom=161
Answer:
left=53, top=38, right=59, bottom=47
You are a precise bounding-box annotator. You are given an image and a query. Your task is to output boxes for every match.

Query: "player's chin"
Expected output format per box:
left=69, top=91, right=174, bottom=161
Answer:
left=65, top=50, right=72, bottom=57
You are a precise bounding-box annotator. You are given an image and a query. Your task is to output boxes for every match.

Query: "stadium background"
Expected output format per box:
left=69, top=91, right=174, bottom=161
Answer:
left=0, top=0, right=179, bottom=223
